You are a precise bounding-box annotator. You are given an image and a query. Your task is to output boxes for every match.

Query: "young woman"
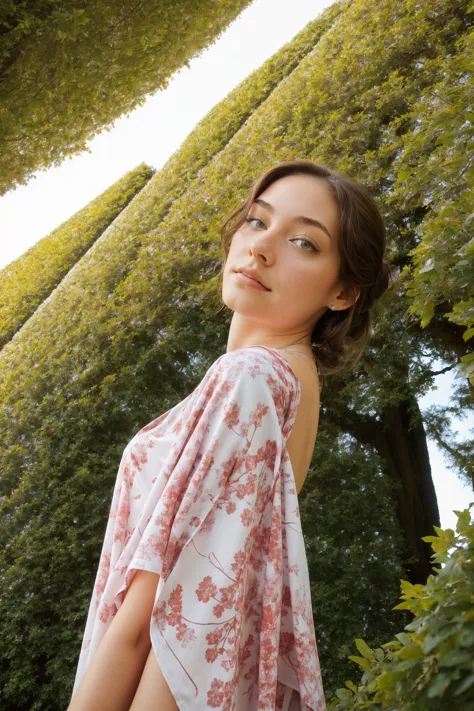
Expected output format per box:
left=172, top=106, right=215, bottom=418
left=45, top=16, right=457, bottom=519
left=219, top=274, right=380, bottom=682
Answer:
left=68, top=159, right=390, bottom=711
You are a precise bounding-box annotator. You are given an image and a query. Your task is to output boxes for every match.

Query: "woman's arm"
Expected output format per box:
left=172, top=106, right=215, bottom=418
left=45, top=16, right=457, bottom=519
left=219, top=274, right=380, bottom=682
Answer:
left=68, top=570, right=160, bottom=711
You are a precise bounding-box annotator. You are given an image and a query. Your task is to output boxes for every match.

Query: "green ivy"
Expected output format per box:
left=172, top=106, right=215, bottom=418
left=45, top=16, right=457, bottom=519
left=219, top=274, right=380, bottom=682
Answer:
left=0, top=0, right=472, bottom=706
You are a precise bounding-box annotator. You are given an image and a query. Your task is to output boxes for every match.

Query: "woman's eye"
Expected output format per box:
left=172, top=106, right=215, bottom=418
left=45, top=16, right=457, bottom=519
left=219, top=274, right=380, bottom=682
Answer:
left=292, top=237, right=318, bottom=253
left=244, top=217, right=318, bottom=253
left=245, top=216, right=265, bottom=228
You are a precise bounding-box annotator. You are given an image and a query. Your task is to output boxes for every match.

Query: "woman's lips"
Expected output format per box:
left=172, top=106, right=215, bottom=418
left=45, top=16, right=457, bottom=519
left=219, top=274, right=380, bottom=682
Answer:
left=235, top=272, right=270, bottom=291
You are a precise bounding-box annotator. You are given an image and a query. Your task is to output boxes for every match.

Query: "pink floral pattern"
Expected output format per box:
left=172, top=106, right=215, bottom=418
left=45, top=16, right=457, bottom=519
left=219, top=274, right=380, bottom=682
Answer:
left=71, top=346, right=326, bottom=710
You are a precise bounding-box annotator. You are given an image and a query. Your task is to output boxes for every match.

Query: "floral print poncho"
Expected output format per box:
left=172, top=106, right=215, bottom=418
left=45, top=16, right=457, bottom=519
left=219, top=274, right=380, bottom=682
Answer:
left=71, top=345, right=326, bottom=711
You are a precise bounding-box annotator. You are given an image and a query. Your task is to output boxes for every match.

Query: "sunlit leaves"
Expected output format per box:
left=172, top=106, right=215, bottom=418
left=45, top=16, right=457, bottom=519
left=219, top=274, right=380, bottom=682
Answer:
left=0, top=0, right=472, bottom=707
left=328, top=506, right=474, bottom=710
left=0, top=163, right=154, bottom=349
left=0, top=0, right=255, bottom=195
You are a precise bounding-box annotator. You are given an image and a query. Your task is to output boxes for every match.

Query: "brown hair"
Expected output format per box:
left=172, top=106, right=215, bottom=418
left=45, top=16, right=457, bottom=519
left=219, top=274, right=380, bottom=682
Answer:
left=218, top=159, right=391, bottom=391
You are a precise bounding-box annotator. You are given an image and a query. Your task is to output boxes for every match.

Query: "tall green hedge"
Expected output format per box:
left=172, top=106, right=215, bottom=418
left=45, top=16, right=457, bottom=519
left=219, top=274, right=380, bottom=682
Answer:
left=0, top=0, right=255, bottom=195
left=0, top=163, right=155, bottom=349
left=0, top=0, right=472, bottom=707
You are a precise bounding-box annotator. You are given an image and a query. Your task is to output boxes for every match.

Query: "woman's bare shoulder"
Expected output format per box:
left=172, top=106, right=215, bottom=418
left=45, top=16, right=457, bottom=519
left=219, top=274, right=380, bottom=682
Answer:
left=274, top=349, right=320, bottom=396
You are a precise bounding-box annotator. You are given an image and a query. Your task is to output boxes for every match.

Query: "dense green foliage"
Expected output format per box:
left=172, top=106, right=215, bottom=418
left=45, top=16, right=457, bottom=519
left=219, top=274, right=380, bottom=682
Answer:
left=0, top=0, right=473, bottom=707
left=328, top=504, right=474, bottom=710
left=0, top=163, right=155, bottom=349
left=390, top=22, right=474, bottom=386
left=0, top=0, right=254, bottom=196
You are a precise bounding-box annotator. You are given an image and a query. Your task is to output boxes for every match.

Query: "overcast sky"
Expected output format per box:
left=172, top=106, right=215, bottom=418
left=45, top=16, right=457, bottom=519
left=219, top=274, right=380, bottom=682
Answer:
left=0, top=0, right=472, bottom=530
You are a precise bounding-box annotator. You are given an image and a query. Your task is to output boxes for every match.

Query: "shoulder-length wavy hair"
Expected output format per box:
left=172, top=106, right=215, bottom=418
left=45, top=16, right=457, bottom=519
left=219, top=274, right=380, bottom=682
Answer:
left=217, top=159, right=391, bottom=391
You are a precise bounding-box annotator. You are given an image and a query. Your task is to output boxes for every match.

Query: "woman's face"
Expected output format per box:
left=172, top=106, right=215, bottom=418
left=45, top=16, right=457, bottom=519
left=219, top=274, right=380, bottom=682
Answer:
left=222, top=173, right=346, bottom=335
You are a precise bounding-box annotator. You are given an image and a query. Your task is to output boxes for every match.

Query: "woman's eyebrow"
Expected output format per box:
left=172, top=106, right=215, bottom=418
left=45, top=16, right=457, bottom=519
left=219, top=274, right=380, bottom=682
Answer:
left=254, top=197, right=332, bottom=240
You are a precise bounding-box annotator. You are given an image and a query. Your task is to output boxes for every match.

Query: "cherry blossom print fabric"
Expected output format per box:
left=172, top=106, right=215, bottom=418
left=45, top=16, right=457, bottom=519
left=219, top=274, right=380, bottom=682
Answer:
left=70, top=345, right=326, bottom=710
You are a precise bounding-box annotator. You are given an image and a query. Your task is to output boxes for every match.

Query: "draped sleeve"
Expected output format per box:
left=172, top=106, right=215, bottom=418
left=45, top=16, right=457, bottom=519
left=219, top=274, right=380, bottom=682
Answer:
left=71, top=345, right=326, bottom=711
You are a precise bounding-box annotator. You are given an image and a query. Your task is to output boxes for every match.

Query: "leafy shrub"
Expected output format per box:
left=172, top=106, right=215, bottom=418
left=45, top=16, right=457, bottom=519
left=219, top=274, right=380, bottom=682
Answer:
left=328, top=503, right=474, bottom=710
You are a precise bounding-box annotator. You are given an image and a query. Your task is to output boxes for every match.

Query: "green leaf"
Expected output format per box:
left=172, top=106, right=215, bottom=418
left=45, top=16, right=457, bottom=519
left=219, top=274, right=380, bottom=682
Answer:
left=404, top=617, right=425, bottom=633
left=426, top=672, right=452, bottom=698
left=454, top=508, right=472, bottom=533
left=377, top=670, right=405, bottom=690
left=335, top=688, right=353, bottom=701
left=344, top=680, right=358, bottom=693
left=399, top=579, right=424, bottom=599
left=348, top=655, right=373, bottom=670
left=454, top=673, right=474, bottom=696
left=397, top=659, right=421, bottom=671
left=394, top=632, right=412, bottom=646
left=397, top=645, right=423, bottom=660
left=424, top=623, right=459, bottom=654
left=355, top=638, right=375, bottom=660
left=393, top=600, right=414, bottom=610
left=438, top=649, right=473, bottom=667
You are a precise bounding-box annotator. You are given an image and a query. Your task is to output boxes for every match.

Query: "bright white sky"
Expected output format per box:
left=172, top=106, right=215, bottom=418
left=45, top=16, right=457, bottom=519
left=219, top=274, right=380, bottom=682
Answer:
left=0, top=0, right=472, bottom=531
